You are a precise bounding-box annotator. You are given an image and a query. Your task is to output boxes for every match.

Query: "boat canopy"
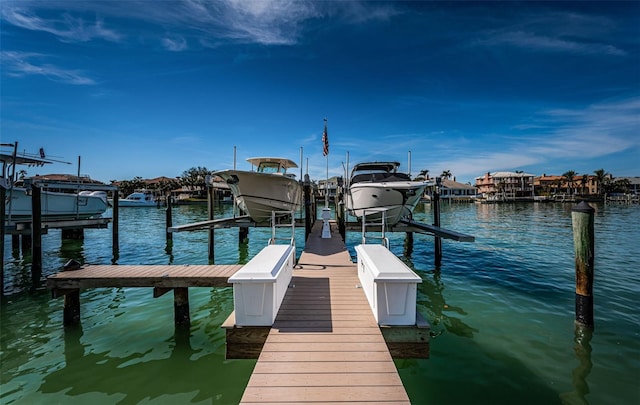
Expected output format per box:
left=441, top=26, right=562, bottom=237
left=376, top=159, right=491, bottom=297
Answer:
left=351, top=161, right=400, bottom=174
left=246, top=157, right=298, bottom=174
left=350, top=161, right=411, bottom=184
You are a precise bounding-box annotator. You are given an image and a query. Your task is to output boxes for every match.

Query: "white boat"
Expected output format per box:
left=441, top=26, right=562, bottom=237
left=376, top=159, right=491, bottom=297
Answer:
left=347, top=161, right=427, bottom=225
left=215, top=157, right=302, bottom=223
left=118, top=191, right=157, bottom=207
left=2, top=148, right=109, bottom=221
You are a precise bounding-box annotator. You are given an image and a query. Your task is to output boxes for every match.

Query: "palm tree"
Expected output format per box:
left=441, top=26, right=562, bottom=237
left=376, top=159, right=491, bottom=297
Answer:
left=562, top=170, right=577, bottom=195
left=581, top=174, right=589, bottom=196
left=440, top=170, right=452, bottom=180
left=593, top=168, right=608, bottom=197
left=418, top=169, right=429, bottom=180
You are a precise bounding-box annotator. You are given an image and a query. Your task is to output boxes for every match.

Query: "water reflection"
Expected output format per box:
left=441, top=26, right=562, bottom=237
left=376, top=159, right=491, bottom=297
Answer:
left=40, top=316, right=245, bottom=404
left=401, top=254, right=478, bottom=339
left=560, top=324, right=593, bottom=405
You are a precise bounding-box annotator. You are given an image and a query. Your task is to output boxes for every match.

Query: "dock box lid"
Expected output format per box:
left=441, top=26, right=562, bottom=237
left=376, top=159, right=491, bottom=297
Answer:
left=355, top=244, right=422, bottom=283
left=228, top=245, right=294, bottom=283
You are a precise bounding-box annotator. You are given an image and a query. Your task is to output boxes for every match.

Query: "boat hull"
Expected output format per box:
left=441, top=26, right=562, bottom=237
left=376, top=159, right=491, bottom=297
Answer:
left=4, top=187, right=109, bottom=221
left=347, top=182, right=427, bottom=225
left=216, top=170, right=302, bottom=223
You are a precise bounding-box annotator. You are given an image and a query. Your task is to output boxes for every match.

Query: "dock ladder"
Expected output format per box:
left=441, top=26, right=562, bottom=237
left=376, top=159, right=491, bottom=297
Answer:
left=360, top=208, right=389, bottom=248
left=268, top=210, right=296, bottom=248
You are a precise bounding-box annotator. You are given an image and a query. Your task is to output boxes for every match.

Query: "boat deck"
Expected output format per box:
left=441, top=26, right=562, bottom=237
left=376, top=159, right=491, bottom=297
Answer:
left=239, top=220, right=411, bottom=404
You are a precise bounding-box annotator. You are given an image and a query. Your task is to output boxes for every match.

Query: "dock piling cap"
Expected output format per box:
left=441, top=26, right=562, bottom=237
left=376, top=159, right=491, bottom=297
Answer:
left=572, top=201, right=595, bottom=213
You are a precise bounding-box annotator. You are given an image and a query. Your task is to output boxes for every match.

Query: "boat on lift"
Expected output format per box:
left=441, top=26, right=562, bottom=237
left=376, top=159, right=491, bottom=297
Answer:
left=347, top=161, right=427, bottom=225
left=1, top=145, right=109, bottom=222
left=214, top=157, right=302, bottom=223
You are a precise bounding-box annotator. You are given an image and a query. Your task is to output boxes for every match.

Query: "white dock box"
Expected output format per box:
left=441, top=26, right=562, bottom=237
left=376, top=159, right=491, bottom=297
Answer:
left=228, top=244, right=295, bottom=326
left=355, top=244, right=422, bottom=325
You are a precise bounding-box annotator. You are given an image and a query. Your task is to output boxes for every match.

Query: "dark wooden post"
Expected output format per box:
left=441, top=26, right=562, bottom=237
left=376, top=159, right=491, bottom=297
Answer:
left=173, top=287, right=190, bottom=328
left=0, top=185, right=5, bottom=300
left=304, top=174, right=312, bottom=240
left=12, top=235, right=20, bottom=251
left=404, top=231, right=414, bottom=258
left=572, top=201, right=595, bottom=328
left=62, top=228, right=84, bottom=240
left=239, top=226, right=249, bottom=245
left=112, top=190, right=119, bottom=264
left=31, top=184, right=42, bottom=292
left=433, top=178, right=442, bottom=267
left=207, top=185, right=215, bottom=264
left=165, top=194, right=173, bottom=242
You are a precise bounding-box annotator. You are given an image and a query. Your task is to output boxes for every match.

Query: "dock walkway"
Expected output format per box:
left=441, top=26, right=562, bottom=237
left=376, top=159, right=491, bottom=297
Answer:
left=239, top=220, right=411, bottom=404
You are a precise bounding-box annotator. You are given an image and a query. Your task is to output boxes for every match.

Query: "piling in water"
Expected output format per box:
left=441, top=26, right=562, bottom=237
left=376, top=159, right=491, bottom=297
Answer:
left=31, top=185, right=42, bottom=292
left=571, top=201, right=595, bottom=328
left=433, top=180, right=442, bottom=267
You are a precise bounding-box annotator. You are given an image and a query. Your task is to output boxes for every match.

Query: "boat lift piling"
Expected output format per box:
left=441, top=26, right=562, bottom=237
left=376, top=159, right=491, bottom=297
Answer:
left=433, top=177, right=443, bottom=266
left=31, top=184, right=43, bottom=292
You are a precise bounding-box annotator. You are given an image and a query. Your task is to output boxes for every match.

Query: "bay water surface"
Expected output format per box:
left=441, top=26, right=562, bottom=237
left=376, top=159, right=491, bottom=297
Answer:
left=1, top=202, right=639, bottom=404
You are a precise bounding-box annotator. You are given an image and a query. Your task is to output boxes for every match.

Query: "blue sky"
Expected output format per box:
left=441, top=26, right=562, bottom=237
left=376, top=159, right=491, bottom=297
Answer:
left=1, top=1, right=639, bottom=184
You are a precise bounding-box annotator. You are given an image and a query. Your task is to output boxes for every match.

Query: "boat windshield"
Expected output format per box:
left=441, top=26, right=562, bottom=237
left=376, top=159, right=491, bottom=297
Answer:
left=257, top=162, right=285, bottom=174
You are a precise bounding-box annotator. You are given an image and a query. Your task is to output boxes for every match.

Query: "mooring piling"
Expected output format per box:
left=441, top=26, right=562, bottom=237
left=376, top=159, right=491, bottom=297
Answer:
left=31, top=184, right=43, bottom=292
left=571, top=201, right=595, bottom=328
left=433, top=177, right=442, bottom=267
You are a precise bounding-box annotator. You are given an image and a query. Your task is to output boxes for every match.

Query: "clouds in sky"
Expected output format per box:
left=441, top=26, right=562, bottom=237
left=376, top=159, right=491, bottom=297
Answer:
left=1, top=51, right=96, bottom=85
left=1, top=1, right=637, bottom=181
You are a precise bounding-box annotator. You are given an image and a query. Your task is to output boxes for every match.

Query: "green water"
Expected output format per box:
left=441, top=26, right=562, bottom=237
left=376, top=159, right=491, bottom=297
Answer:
left=2, top=203, right=639, bottom=404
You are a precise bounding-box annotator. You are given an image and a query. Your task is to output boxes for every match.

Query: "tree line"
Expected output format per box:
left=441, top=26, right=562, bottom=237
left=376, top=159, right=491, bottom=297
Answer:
left=111, top=166, right=213, bottom=198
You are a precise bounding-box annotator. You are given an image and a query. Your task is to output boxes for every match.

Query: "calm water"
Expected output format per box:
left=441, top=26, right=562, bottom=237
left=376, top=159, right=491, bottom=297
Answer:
left=1, top=202, right=639, bottom=404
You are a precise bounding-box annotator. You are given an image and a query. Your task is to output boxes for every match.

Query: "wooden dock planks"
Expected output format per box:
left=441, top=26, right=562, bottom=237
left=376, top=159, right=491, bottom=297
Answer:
left=46, top=264, right=243, bottom=290
left=239, top=221, right=411, bottom=404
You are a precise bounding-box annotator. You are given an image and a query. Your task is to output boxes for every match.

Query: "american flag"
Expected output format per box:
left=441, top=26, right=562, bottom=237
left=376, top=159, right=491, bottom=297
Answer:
left=322, top=120, right=329, bottom=156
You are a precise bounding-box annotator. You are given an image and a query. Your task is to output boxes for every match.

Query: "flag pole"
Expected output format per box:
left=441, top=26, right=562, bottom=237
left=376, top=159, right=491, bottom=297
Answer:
left=321, top=118, right=331, bottom=238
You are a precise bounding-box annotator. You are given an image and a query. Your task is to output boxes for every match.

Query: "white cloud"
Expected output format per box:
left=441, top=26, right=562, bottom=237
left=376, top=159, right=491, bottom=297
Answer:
left=478, top=30, right=626, bottom=56
left=1, top=51, right=96, bottom=85
left=162, top=35, right=188, bottom=51
left=2, top=6, right=122, bottom=43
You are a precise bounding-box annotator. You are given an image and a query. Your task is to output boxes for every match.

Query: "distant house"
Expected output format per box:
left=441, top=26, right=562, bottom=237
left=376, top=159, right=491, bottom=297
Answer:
left=534, top=174, right=599, bottom=196
left=615, top=177, right=640, bottom=195
left=436, top=179, right=478, bottom=201
left=29, top=173, right=105, bottom=185
left=318, top=176, right=341, bottom=199
left=475, top=171, right=535, bottom=199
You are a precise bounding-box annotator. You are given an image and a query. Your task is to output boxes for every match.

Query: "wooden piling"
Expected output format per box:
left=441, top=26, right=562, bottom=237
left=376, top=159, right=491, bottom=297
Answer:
left=173, top=287, right=190, bottom=328
left=304, top=174, right=312, bottom=240
left=207, top=186, right=215, bottom=264
left=572, top=201, right=595, bottom=328
left=112, top=190, right=119, bottom=263
left=12, top=235, right=20, bottom=251
left=31, top=184, right=42, bottom=292
left=63, top=290, right=81, bottom=326
left=433, top=185, right=442, bottom=267
left=62, top=228, right=84, bottom=240
left=0, top=185, right=5, bottom=300
left=165, top=194, right=173, bottom=242
left=239, top=226, right=249, bottom=244
left=404, top=231, right=414, bottom=258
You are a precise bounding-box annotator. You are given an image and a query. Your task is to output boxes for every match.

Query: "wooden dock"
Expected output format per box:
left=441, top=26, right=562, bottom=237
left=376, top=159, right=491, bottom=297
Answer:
left=237, top=221, right=412, bottom=404
left=47, top=263, right=242, bottom=326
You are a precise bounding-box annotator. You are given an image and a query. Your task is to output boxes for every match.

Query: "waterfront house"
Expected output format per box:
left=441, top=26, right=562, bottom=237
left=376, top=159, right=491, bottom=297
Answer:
left=318, top=176, right=341, bottom=200
left=475, top=171, right=535, bottom=200
left=534, top=174, right=599, bottom=197
left=432, top=179, right=478, bottom=201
